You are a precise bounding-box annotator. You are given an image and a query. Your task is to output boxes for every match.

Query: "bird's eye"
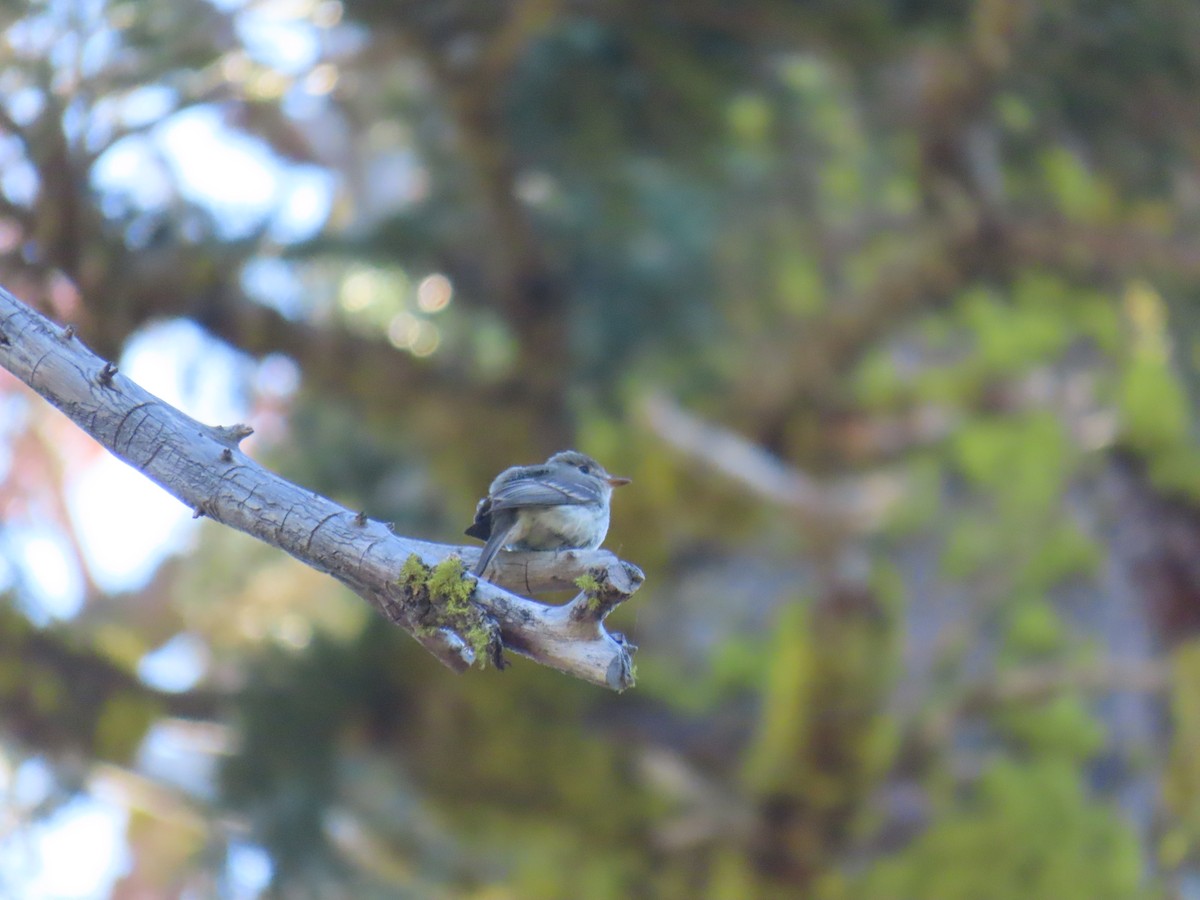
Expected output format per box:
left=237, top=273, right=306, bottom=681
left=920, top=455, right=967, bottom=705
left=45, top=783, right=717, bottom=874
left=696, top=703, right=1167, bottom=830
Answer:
left=578, top=464, right=591, bottom=475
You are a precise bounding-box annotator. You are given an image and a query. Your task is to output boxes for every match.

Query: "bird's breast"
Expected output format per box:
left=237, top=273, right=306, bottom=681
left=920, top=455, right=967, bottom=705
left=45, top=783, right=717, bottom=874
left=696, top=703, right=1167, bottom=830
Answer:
left=509, top=503, right=609, bottom=550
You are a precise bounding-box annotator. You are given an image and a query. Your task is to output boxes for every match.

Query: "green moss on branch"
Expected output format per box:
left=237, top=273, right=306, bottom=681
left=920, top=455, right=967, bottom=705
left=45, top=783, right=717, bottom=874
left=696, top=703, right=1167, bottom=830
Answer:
left=397, top=555, right=503, bottom=668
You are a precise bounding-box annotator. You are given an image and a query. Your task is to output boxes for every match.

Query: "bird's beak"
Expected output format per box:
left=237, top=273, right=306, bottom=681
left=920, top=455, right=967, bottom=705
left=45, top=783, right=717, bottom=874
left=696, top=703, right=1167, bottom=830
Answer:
left=607, top=475, right=632, bottom=487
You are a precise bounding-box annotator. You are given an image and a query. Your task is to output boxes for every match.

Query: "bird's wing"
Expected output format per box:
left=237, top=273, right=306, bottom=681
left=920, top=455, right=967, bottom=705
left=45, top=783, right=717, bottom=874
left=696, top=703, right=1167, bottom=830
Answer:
left=486, top=468, right=603, bottom=511
left=464, top=497, right=492, bottom=540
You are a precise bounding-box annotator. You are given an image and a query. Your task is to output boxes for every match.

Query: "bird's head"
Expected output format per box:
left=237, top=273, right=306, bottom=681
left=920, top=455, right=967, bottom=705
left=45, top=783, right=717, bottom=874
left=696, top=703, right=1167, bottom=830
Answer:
left=546, top=450, right=632, bottom=488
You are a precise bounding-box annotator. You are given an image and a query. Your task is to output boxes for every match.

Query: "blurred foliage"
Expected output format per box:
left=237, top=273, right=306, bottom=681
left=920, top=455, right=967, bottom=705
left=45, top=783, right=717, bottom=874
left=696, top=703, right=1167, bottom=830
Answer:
left=3, top=0, right=1200, bottom=896
left=858, top=758, right=1144, bottom=900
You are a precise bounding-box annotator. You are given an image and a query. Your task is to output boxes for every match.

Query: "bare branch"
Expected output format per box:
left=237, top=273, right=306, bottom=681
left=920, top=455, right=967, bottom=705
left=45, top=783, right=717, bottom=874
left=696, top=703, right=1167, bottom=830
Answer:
left=641, top=390, right=906, bottom=533
left=0, top=286, right=640, bottom=691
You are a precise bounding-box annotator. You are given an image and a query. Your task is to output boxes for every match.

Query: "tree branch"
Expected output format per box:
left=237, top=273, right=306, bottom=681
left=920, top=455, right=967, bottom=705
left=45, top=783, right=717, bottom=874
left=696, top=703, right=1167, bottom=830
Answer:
left=640, top=390, right=906, bottom=533
left=0, top=286, right=640, bottom=691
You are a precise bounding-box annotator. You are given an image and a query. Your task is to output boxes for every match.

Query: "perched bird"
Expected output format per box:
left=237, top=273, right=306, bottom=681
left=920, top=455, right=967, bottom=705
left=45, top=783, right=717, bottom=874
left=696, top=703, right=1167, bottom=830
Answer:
left=466, top=450, right=631, bottom=577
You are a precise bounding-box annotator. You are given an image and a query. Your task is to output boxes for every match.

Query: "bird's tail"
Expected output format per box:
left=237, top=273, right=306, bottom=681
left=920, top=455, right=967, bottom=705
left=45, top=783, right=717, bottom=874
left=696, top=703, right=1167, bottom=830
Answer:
left=473, top=525, right=512, bottom=577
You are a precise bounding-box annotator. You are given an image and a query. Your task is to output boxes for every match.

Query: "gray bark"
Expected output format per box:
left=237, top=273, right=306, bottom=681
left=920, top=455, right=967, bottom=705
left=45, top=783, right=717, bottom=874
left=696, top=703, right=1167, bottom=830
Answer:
left=0, top=287, right=640, bottom=690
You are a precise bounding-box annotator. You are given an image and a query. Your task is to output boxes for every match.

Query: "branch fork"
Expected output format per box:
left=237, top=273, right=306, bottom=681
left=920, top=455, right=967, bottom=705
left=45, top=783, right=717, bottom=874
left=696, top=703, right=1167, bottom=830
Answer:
left=471, top=549, right=643, bottom=689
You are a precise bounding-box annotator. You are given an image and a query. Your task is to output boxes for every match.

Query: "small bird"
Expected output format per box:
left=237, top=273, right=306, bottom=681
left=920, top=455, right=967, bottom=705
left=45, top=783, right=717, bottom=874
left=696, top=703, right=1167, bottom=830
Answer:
left=466, top=450, right=631, bottom=577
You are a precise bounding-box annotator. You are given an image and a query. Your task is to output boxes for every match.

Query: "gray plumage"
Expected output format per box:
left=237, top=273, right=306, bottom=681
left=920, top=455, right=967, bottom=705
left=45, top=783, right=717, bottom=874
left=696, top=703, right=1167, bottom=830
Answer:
left=466, top=450, right=630, bottom=577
